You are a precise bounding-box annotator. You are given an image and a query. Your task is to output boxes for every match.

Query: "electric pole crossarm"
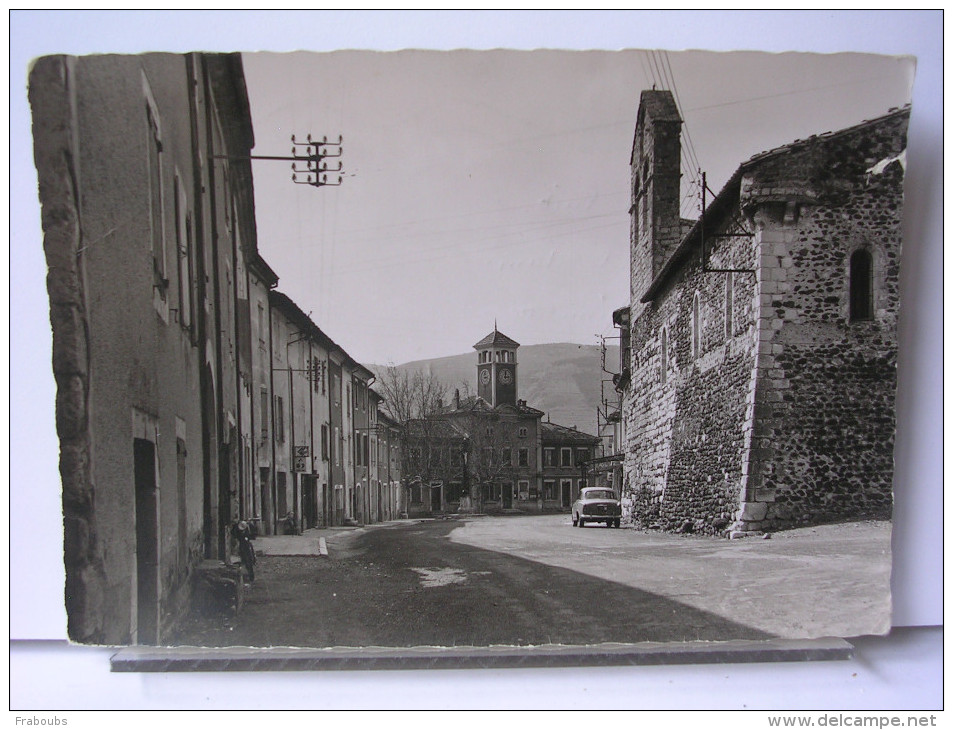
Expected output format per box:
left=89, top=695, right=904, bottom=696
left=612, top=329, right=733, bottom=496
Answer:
left=212, top=133, right=345, bottom=190
left=699, top=169, right=755, bottom=275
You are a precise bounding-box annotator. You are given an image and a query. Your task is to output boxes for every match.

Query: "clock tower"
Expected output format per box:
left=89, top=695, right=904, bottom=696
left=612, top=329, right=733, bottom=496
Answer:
left=474, top=325, right=520, bottom=407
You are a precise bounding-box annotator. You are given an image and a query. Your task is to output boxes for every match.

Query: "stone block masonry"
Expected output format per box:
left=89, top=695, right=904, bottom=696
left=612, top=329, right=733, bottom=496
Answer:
left=624, top=212, right=759, bottom=535
left=622, top=89, right=908, bottom=535
left=741, top=113, right=907, bottom=529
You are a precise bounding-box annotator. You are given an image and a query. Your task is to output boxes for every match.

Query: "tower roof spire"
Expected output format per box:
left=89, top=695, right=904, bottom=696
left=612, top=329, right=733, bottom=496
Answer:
left=473, top=326, right=520, bottom=350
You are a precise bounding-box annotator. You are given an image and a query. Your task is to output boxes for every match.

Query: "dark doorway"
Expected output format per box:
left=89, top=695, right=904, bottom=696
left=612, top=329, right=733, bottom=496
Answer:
left=134, top=438, right=159, bottom=645
left=260, top=467, right=272, bottom=535
left=431, top=484, right=442, bottom=512
left=301, top=476, right=311, bottom=529
left=502, top=482, right=513, bottom=509
left=850, top=249, right=874, bottom=321
left=561, top=481, right=572, bottom=508
left=201, top=365, right=216, bottom=558
left=276, top=471, right=288, bottom=517
left=218, top=435, right=235, bottom=559
left=176, top=438, right=187, bottom=570
left=322, top=482, right=330, bottom=527
left=308, top=477, right=318, bottom=528
left=302, top=475, right=318, bottom=529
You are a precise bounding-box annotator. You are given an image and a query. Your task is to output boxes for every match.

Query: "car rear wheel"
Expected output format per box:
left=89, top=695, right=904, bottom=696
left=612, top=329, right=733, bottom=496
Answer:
left=613, top=519, right=621, bottom=528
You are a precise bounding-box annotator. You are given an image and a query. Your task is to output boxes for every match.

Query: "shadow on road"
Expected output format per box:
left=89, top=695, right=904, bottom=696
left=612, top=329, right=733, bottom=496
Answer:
left=173, top=520, right=775, bottom=649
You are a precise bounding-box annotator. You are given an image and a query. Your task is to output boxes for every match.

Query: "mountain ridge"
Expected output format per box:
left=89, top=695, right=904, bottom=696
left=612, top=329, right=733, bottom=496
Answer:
left=368, top=342, right=621, bottom=438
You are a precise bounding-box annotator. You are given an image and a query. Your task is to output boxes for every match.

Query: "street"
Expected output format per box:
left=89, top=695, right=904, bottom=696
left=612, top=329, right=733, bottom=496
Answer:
left=173, top=515, right=890, bottom=649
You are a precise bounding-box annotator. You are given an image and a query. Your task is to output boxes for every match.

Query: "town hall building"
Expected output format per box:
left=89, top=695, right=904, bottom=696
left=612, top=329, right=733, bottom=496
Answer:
left=404, top=326, right=601, bottom=515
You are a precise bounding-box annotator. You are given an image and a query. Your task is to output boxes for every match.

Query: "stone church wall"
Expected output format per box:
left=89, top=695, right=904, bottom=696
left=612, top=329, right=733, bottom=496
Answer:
left=623, top=90, right=907, bottom=534
left=740, top=111, right=907, bottom=530
left=624, top=214, right=759, bottom=535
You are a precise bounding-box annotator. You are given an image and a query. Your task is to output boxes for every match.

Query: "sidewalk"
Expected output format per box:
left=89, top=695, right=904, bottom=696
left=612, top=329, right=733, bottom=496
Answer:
left=253, top=519, right=418, bottom=557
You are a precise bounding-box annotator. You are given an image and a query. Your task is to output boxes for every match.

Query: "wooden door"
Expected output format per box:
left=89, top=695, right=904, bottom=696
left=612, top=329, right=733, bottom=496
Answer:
left=134, top=438, right=159, bottom=645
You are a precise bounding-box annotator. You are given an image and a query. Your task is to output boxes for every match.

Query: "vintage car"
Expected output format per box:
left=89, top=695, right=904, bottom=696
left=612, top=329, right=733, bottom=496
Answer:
left=571, top=487, right=622, bottom=528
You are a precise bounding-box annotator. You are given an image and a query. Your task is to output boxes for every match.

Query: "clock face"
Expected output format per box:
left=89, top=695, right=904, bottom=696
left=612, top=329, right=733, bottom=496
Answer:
left=480, top=369, right=491, bottom=385
left=499, top=368, right=513, bottom=385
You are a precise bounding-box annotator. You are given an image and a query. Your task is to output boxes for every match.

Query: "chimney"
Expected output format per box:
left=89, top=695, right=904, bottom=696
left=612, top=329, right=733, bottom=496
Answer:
left=630, top=90, right=682, bottom=313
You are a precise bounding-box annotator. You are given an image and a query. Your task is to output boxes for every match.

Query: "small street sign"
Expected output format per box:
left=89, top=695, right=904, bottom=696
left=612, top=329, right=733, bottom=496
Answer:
left=294, top=446, right=310, bottom=458
left=294, top=456, right=308, bottom=473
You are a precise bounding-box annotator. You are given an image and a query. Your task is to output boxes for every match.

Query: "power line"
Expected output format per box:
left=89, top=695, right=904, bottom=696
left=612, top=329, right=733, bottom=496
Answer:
left=654, top=51, right=703, bottom=199
left=683, top=75, right=885, bottom=113
left=322, top=205, right=627, bottom=256
left=346, top=213, right=625, bottom=265
left=270, top=208, right=629, bottom=279
left=648, top=50, right=666, bottom=92
left=325, top=190, right=629, bottom=241
left=661, top=51, right=703, bottom=180
left=640, top=50, right=703, bottom=222
left=638, top=50, right=657, bottom=93
left=330, top=218, right=627, bottom=276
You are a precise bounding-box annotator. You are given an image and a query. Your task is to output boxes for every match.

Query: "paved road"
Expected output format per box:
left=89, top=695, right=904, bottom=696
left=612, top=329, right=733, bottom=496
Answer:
left=450, top=514, right=892, bottom=639
left=174, top=516, right=796, bottom=649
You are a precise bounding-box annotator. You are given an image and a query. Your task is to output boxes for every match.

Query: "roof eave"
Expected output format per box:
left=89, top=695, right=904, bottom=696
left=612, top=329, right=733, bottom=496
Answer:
left=249, top=253, right=279, bottom=288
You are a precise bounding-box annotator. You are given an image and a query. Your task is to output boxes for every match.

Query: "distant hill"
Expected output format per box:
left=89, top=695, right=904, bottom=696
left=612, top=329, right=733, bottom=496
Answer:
left=368, top=342, right=620, bottom=438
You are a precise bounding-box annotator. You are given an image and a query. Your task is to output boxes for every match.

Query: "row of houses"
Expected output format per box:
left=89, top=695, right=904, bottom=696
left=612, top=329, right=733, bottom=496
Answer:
left=257, top=290, right=403, bottom=535
left=30, top=52, right=403, bottom=646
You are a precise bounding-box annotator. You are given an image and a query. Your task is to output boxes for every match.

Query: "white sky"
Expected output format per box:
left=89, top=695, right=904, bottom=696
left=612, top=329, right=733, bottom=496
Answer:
left=242, top=49, right=913, bottom=364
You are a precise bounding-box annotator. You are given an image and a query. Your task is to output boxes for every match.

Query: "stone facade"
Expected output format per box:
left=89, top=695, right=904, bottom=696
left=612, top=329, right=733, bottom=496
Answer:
left=540, top=422, right=600, bottom=509
left=30, top=53, right=254, bottom=643
left=30, top=53, right=405, bottom=644
left=621, top=90, right=909, bottom=535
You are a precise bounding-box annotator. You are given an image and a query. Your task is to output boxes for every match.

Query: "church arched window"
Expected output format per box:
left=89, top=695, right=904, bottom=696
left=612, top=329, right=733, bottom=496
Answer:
left=849, top=249, right=874, bottom=321
left=691, top=291, right=702, bottom=358
left=725, top=273, right=734, bottom=339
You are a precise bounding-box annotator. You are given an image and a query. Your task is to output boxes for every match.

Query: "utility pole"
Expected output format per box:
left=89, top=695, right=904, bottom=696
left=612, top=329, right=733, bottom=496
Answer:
left=215, top=134, right=345, bottom=189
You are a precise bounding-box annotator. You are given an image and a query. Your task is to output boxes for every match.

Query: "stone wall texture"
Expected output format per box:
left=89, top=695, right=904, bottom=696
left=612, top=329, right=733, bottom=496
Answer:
left=30, top=54, right=247, bottom=644
left=30, top=55, right=108, bottom=643
left=741, top=110, right=908, bottom=530
left=623, top=100, right=909, bottom=535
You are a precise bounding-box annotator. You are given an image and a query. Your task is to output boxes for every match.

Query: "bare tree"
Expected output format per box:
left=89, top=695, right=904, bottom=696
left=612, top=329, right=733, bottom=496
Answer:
left=451, top=408, right=520, bottom=509
left=443, top=382, right=525, bottom=511
left=375, top=366, right=454, bottom=509
left=375, top=365, right=448, bottom=422
left=377, top=369, right=532, bottom=513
